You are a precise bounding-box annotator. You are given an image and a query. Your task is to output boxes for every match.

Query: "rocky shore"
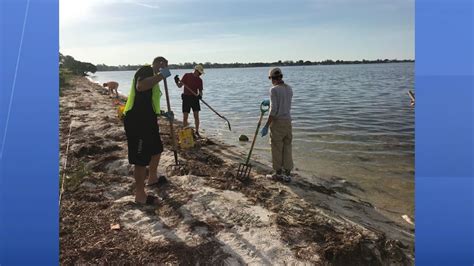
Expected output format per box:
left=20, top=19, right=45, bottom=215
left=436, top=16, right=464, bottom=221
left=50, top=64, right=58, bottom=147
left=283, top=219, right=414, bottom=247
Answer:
left=59, top=76, right=414, bottom=265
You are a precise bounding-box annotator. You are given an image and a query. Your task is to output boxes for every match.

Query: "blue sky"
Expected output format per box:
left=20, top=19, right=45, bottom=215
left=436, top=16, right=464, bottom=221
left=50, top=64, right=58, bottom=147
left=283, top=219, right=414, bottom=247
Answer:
left=60, top=0, right=414, bottom=65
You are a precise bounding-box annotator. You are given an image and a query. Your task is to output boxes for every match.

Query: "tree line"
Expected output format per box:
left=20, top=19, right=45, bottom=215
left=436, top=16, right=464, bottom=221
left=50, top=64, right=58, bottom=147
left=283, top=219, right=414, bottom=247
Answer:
left=58, top=53, right=414, bottom=73
left=96, top=59, right=414, bottom=72
left=60, top=53, right=97, bottom=75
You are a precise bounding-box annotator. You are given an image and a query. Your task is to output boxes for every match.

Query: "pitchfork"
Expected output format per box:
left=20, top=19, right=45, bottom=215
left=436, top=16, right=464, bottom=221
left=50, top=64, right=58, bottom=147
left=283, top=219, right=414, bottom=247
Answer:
left=237, top=101, right=270, bottom=180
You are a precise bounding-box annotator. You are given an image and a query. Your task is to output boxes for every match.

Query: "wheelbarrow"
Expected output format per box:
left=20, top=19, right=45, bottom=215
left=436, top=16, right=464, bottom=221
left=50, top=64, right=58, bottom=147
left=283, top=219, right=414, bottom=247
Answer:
left=237, top=100, right=270, bottom=180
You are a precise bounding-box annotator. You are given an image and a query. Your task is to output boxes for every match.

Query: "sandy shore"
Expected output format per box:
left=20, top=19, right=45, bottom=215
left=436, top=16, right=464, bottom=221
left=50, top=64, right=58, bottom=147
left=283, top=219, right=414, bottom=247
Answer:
left=60, top=76, right=414, bottom=265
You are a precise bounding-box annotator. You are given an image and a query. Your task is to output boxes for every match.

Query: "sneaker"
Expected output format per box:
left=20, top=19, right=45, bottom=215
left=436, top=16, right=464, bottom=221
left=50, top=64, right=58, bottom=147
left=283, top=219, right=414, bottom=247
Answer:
left=281, top=174, right=291, bottom=183
left=266, top=170, right=284, bottom=181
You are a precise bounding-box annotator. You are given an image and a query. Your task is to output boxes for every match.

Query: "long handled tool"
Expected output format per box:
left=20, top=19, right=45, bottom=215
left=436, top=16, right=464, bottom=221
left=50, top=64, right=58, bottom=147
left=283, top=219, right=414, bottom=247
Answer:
left=162, top=77, right=181, bottom=174
left=178, top=77, right=232, bottom=131
left=237, top=101, right=269, bottom=180
left=408, top=90, right=415, bottom=106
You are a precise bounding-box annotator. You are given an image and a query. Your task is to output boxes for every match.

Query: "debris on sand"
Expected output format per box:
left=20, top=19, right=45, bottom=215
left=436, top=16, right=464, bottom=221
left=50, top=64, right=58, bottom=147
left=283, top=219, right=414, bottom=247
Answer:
left=60, top=77, right=414, bottom=265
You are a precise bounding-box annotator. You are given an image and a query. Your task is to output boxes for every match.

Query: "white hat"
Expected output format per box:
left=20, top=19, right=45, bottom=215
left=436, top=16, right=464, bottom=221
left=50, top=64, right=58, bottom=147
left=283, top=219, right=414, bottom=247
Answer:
left=194, top=64, right=205, bottom=74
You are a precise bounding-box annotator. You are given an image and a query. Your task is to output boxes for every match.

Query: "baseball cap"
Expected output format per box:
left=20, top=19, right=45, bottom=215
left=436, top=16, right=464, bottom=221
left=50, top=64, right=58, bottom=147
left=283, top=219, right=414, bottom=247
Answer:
left=194, top=64, right=205, bottom=74
left=269, top=67, right=283, bottom=78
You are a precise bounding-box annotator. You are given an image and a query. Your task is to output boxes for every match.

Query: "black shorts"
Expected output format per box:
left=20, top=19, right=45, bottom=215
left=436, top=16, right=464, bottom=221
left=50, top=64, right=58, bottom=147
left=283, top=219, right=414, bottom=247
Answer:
left=182, top=94, right=200, bottom=113
left=123, top=115, right=163, bottom=166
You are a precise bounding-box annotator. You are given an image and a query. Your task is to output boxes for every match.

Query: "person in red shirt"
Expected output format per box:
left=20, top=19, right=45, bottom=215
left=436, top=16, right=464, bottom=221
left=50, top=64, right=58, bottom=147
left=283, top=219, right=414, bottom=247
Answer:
left=174, top=64, right=204, bottom=137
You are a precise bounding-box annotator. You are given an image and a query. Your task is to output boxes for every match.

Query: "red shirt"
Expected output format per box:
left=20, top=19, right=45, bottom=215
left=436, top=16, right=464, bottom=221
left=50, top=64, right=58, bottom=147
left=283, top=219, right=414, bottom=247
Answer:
left=181, top=73, right=203, bottom=96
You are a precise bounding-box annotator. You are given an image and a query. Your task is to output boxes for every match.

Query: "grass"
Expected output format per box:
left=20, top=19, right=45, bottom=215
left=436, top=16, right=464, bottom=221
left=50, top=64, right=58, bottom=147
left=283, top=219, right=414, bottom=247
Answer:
left=60, top=161, right=91, bottom=191
left=60, top=68, right=73, bottom=97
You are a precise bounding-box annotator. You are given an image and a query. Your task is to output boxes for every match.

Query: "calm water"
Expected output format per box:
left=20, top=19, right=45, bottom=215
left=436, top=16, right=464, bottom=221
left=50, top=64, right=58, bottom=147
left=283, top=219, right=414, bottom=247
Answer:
left=90, top=63, right=414, bottom=218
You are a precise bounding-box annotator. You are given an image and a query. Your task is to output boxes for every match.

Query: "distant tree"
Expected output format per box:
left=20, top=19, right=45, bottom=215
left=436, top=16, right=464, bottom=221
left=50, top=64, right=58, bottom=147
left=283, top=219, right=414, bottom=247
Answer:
left=82, top=57, right=414, bottom=72
left=60, top=54, right=97, bottom=75
left=84, top=62, right=97, bottom=74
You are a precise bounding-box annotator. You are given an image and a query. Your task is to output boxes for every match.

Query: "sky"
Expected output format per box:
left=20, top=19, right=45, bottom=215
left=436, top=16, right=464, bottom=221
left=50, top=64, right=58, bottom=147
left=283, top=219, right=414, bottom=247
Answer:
left=60, top=0, right=414, bottom=65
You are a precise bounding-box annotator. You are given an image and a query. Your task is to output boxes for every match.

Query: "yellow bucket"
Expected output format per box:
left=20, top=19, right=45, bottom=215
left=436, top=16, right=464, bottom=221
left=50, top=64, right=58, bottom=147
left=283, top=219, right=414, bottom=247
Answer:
left=178, top=127, right=195, bottom=149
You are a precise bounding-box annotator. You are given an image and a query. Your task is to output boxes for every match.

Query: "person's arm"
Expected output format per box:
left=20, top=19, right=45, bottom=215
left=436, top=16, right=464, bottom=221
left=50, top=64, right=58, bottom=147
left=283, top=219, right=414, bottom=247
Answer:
left=264, top=89, right=278, bottom=127
left=198, top=80, right=203, bottom=98
left=174, top=74, right=184, bottom=88
left=136, top=74, right=165, bottom=92
left=264, top=115, right=274, bottom=128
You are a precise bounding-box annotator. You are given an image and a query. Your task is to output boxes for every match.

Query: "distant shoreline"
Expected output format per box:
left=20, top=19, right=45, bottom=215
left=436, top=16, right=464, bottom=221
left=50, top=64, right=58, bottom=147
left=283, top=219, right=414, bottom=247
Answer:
left=96, top=60, right=414, bottom=72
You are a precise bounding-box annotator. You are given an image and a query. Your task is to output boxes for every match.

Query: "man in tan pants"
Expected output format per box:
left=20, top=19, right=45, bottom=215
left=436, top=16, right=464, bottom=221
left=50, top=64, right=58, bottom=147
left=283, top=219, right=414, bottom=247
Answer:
left=260, top=67, right=293, bottom=181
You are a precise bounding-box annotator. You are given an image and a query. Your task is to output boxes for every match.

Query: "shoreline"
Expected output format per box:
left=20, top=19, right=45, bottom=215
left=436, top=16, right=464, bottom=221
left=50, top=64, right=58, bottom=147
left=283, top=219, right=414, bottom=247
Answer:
left=94, top=61, right=415, bottom=73
left=88, top=72, right=415, bottom=224
left=60, top=76, right=414, bottom=264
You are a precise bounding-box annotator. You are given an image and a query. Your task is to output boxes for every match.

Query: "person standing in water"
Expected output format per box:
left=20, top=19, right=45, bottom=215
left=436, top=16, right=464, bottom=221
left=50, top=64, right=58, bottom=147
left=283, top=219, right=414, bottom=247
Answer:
left=174, top=64, right=204, bottom=138
left=261, top=67, right=294, bottom=181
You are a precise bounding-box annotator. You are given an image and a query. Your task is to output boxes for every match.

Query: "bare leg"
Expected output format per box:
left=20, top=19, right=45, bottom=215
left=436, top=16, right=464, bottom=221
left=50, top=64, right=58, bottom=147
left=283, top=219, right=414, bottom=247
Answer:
left=147, top=154, right=161, bottom=184
left=193, top=111, right=200, bottom=135
left=183, top=112, right=189, bottom=127
left=134, top=165, right=148, bottom=203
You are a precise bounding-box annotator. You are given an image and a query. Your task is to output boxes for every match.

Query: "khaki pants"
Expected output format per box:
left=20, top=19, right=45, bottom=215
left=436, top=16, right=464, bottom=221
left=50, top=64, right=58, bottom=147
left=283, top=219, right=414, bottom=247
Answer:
left=270, top=120, right=293, bottom=172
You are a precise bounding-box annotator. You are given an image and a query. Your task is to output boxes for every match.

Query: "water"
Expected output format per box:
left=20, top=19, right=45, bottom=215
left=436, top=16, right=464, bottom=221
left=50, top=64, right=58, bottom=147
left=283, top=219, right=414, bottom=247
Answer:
left=90, top=63, right=414, bottom=218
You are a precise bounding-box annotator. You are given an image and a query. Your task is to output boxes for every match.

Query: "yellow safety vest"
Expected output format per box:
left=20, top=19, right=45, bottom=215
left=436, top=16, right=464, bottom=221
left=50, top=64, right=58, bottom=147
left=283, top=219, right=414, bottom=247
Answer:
left=123, top=76, right=161, bottom=115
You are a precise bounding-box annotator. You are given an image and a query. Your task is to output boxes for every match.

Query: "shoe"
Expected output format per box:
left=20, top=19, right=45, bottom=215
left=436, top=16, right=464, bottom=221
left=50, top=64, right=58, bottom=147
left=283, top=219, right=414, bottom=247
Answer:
left=266, top=170, right=284, bottom=181
left=281, top=174, right=291, bottom=183
left=195, top=132, right=202, bottom=139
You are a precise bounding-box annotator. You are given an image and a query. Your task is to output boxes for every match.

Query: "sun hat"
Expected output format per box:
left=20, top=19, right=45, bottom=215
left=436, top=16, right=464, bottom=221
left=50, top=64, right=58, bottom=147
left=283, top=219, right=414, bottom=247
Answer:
left=194, top=64, right=205, bottom=74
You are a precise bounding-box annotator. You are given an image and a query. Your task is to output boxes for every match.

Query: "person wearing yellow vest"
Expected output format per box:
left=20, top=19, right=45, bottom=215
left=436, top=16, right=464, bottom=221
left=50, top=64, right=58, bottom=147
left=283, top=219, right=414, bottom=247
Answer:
left=123, top=56, right=173, bottom=206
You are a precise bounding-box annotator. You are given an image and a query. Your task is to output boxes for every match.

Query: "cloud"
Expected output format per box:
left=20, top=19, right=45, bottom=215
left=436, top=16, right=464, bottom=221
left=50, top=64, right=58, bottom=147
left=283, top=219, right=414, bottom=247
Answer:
left=124, top=0, right=160, bottom=9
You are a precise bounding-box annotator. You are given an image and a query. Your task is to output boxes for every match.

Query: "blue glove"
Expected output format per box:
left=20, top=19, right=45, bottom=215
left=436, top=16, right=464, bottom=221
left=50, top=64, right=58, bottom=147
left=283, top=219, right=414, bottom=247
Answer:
left=159, top=68, right=171, bottom=78
left=162, top=111, right=174, bottom=121
left=261, top=126, right=269, bottom=137
left=261, top=100, right=270, bottom=106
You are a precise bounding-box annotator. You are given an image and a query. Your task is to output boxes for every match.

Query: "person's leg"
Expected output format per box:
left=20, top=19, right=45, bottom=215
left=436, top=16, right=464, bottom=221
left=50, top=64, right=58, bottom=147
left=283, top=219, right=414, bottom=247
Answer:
left=270, top=121, right=284, bottom=173
left=193, top=111, right=200, bottom=135
left=182, top=96, right=191, bottom=127
left=134, top=165, right=148, bottom=203
left=146, top=125, right=165, bottom=185
left=183, top=112, right=189, bottom=127
left=147, top=154, right=161, bottom=184
left=282, top=121, right=294, bottom=175
left=125, top=117, right=159, bottom=204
